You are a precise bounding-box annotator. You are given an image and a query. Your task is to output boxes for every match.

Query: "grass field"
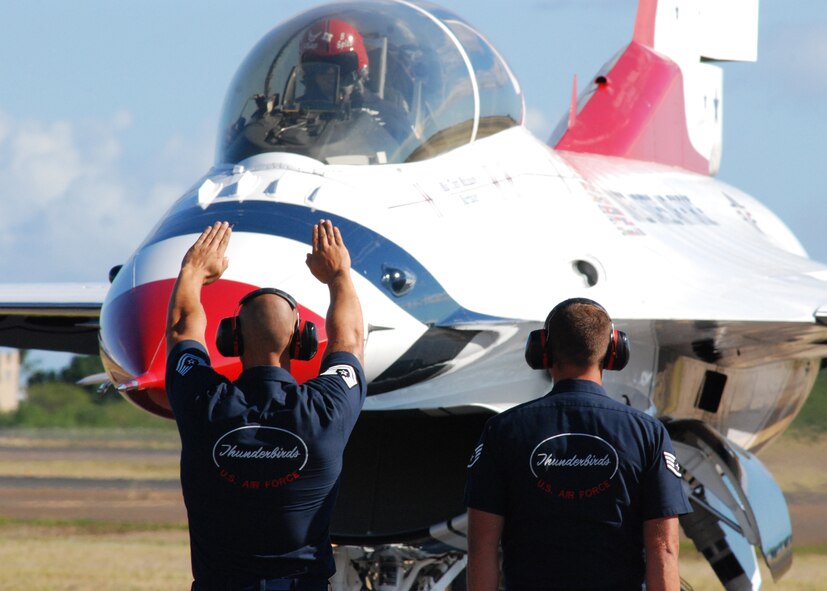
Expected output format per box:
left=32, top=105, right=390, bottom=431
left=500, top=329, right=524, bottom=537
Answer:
left=0, top=429, right=824, bottom=590
left=0, top=522, right=191, bottom=591
left=1, top=522, right=826, bottom=591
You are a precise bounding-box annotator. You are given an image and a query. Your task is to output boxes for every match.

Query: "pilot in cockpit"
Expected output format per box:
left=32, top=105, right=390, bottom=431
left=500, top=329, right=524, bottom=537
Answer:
left=223, top=16, right=420, bottom=164
left=297, top=18, right=370, bottom=112
left=290, top=18, right=413, bottom=147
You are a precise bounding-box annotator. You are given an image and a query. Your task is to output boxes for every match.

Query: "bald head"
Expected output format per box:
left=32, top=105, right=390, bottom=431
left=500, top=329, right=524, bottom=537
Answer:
left=238, top=294, right=297, bottom=363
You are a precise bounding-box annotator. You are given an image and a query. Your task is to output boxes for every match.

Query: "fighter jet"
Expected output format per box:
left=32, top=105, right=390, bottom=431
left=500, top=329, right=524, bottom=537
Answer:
left=1, top=1, right=824, bottom=589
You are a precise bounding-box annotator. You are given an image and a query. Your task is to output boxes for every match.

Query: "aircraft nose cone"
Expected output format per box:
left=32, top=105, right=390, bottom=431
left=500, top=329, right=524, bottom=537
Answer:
left=99, top=278, right=177, bottom=417
left=99, top=278, right=327, bottom=418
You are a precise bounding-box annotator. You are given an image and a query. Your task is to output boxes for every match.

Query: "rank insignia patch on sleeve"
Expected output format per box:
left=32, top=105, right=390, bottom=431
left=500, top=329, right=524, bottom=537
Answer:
left=663, top=451, right=682, bottom=477
left=467, top=443, right=483, bottom=468
left=176, top=353, right=205, bottom=377
left=322, top=364, right=359, bottom=389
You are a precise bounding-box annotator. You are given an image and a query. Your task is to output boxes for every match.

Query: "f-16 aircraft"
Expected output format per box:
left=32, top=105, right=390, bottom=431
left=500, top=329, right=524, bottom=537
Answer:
left=2, top=0, right=825, bottom=589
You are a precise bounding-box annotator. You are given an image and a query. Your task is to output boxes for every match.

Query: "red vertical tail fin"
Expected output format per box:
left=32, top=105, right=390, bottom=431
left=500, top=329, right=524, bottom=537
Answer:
left=551, top=0, right=758, bottom=176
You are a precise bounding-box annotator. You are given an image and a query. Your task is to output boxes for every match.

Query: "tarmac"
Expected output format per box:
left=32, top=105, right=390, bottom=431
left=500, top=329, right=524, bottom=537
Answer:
left=0, top=432, right=825, bottom=546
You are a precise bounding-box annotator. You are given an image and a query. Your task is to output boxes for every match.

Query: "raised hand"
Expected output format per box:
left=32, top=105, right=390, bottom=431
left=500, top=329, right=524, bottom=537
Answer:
left=304, top=219, right=363, bottom=363
left=306, top=219, right=352, bottom=285
left=181, top=221, right=232, bottom=285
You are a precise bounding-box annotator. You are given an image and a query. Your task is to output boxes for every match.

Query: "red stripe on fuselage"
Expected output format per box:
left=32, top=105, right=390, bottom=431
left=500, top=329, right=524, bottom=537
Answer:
left=99, top=279, right=327, bottom=418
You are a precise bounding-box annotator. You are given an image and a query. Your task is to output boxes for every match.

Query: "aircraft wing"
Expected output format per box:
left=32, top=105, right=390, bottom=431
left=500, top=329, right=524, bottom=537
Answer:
left=0, top=283, right=108, bottom=355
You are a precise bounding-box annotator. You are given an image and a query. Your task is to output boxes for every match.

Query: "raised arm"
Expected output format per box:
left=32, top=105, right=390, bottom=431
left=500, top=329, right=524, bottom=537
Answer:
left=166, top=221, right=231, bottom=352
left=305, top=220, right=364, bottom=365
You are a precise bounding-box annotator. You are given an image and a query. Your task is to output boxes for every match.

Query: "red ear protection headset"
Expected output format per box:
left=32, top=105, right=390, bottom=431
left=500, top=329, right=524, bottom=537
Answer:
left=524, top=297, right=629, bottom=371
left=215, top=288, right=318, bottom=360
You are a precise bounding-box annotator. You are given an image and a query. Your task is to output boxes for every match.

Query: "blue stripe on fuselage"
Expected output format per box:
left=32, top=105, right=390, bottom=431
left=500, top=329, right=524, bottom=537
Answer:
left=141, top=200, right=494, bottom=326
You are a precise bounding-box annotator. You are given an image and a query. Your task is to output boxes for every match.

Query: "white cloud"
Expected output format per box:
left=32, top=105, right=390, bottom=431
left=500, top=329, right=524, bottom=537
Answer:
left=0, top=112, right=10, bottom=146
left=0, top=109, right=212, bottom=282
left=111, top=110, right=133, bottom=131
left=4, top=120, right=82, bottom=205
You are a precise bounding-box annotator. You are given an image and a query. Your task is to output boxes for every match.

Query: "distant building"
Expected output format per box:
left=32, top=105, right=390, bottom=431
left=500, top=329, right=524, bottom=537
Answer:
left=0, top=348, right=21, bottom=413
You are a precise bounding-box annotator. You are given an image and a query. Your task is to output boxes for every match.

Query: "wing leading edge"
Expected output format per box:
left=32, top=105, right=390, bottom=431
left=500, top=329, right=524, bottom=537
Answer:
left=0, top=283, right=108, bottom=355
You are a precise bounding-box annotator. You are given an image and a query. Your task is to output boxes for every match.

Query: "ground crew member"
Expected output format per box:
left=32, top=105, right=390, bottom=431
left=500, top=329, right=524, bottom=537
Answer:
left=165, top=219, right=365, bottom=590
left=465, top=298, right=691, bottom=591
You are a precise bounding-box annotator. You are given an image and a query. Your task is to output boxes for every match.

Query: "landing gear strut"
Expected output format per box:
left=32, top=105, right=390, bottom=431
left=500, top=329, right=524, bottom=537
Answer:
left=332, top=545, right=467, bottom=591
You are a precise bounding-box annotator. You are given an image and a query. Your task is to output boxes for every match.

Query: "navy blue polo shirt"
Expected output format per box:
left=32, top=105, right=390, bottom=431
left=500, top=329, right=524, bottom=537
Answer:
left=465, top=379, right=691, bottom=591
left=166, top=340, right=366, bottom=589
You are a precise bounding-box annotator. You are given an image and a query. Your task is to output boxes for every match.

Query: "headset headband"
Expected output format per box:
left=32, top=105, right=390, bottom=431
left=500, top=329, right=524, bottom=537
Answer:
left=239, top=287, right=297, bottom=310
left=544, top=297, right=606, bottom=334
left=216, top=286, right=318, bottom=361
left=524, top=297, right=630, bottom=371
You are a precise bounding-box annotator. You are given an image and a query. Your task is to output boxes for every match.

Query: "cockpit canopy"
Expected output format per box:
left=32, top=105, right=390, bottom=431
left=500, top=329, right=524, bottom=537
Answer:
left=216, top=0, right=524, bottom=166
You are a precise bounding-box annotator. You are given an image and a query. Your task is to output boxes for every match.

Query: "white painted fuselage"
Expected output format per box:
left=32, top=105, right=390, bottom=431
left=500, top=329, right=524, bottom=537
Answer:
left=103, top=124, right=827, bottom=452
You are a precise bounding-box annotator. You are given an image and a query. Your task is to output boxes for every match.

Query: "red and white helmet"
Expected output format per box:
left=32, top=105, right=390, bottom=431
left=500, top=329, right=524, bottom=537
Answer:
left=300, top=18, right=369, bottom=81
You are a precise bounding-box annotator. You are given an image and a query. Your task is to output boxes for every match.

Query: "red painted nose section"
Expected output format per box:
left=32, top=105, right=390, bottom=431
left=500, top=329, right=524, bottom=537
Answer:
left=99, top=279, right=327, bottom=419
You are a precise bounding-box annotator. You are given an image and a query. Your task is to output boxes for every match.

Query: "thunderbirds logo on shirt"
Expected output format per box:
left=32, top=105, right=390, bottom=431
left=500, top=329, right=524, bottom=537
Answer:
left=212, top=425, right=308, bottom=490
left=530, top=433, right=619, bottom=500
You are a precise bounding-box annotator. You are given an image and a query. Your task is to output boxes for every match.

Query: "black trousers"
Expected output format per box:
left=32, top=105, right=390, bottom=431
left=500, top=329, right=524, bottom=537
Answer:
left=192, top=578, right=329, bottom=591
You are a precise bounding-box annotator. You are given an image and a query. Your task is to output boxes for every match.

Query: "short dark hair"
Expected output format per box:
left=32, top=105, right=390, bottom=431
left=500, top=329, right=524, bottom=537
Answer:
left=545, top=300, right=612, bottom=369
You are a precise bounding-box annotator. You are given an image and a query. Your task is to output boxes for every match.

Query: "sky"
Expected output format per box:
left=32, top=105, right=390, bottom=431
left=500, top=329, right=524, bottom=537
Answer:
left=2, top=0, right=825, bottom=368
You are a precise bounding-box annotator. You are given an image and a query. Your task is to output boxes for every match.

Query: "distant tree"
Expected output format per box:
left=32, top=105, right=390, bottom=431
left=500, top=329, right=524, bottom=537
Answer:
left=24, top=382, right=88, bottom=413
left=26, top=368, right=59, bottom=385
left=60, top=355, right=114, bottom=402
left=27, top=354, right=117, bottom=404
left=2, top=357, right=176, bottom=429
left=18, top=349, right=43, bottom=380
left=790, top=369, right=827, bottom=435
left=13, top=381, right=171, bottom=428
left=60, top=355, right=105, bottom=383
